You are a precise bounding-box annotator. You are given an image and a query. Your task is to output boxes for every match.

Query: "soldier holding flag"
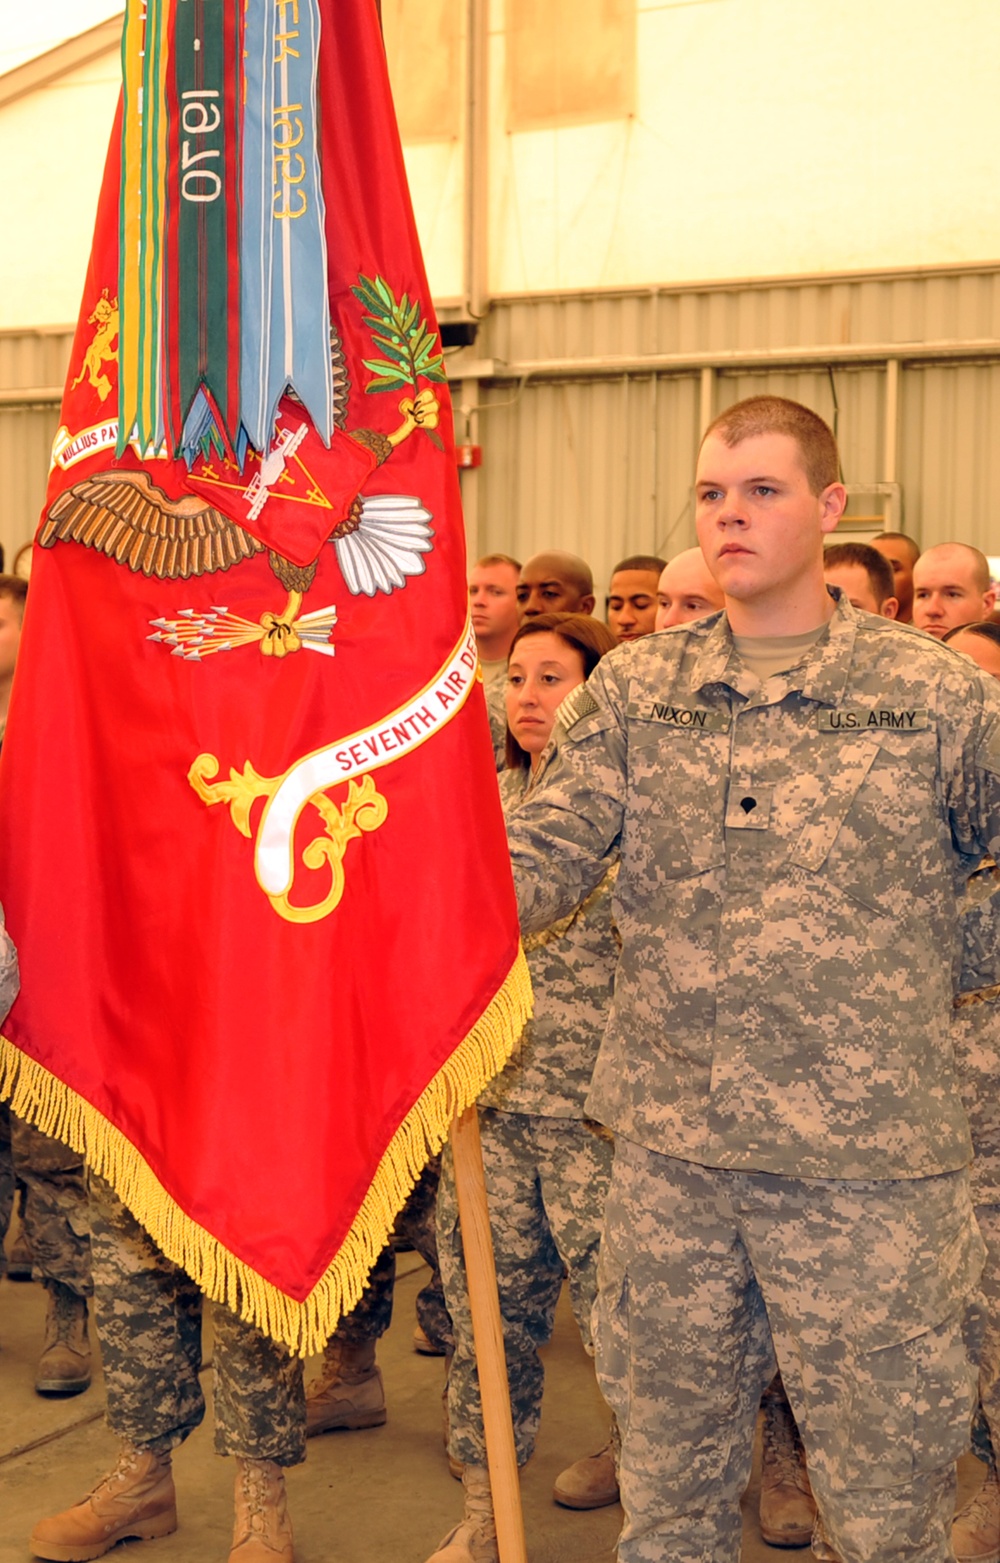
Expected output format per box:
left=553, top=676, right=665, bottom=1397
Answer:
left=506, top=396, right=1000, bottom=1563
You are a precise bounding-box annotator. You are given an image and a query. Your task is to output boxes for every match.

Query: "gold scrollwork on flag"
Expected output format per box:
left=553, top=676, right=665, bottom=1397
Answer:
left=188, top=755, right=387, bottom=924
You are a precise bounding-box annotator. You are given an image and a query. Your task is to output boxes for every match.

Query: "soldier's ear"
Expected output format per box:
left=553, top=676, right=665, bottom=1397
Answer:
left=819, top=483, right=847, bottom=535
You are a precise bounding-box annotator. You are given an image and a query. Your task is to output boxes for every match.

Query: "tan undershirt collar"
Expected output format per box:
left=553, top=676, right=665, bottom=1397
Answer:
left=731, top=623, right=828, bottom=683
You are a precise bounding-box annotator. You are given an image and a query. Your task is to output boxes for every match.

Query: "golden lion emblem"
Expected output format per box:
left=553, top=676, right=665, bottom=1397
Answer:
left=71, top=289, right=119, bottom=403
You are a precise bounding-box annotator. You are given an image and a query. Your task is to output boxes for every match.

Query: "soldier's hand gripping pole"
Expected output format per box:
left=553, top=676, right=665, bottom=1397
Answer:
left=450, top=1106, right=528, bottom=1563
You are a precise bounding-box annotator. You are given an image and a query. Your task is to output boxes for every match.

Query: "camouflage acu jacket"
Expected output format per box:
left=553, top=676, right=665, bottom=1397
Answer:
left=954, top=859, right=1000, bottom=1201
left=506, top=593, right=1000, bottom=1180
left=479, top=766, right=618, bottom=1118
left=484, top=672, right=508, bottom=772
left=0, top=908, right=17, bottom=1028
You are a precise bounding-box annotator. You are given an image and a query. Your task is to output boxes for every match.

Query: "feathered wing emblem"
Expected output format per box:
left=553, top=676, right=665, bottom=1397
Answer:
left=334, top=495, right=434, bottom=597
left=40, top=471, right=265, bottom=580
left=42, top=304, right=440, bottom=659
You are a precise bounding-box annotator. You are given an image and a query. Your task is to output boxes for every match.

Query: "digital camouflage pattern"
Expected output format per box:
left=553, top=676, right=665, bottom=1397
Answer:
left=88, top=1173, right=304, bottom=1464
left=954, top=863, right=1000, bottom=1469
left=597, top=1138, right=983, bottom=1563
left=505, top=593, right=1000, bottom=1556
left=479, top=767, right=619, bottom=1117
left=507, top=595, right=1000, bottom=1180
left=0, top=1103, right=13, bottom=1275
left=0, top=912, right=21, bottom=1278
left=484, top=670, right=508, bottom=771
left=0, top=1109, right=92, bottom=1291
left=954, top=862, right=1000, bottom=1202
left=331, top=1155, right=451, bottom=1350
left=439, top=1110, right=613, bottom=1467
left=6, top=1114, right=91, bottom=1293
left=0, top=911, right=17, bottom=1025
left=440, top=761, right=618, bottom=1464
left=972, top=1203, right=1000, bottom=1470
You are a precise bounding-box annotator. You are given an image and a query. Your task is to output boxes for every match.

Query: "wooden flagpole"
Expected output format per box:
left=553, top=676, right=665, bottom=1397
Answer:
left=450, top=1105, right=528, bottom=1563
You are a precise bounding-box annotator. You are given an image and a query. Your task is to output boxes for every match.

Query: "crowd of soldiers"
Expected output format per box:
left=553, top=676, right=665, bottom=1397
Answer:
left=3, top=395, right=1000, bottom=1563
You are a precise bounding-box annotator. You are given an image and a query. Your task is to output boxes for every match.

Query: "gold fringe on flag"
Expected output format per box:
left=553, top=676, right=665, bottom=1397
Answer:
left=0, top=945, right=532, bottom=1358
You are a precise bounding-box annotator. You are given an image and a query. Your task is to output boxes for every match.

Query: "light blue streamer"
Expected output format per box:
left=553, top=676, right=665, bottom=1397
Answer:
left=240, top=0, right=333, bottom=455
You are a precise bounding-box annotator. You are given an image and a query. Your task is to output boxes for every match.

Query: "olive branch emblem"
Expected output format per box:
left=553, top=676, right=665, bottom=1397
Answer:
left=352, top=274, right=446, bottom=450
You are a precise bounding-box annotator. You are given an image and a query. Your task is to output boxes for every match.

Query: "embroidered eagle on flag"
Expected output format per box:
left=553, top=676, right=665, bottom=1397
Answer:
left=41, top=307, right=441, bottom=657
left=0, top=0, right=529, bottom=1361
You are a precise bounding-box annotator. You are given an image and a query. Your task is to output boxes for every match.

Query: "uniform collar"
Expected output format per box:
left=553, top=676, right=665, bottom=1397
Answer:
left=689, top=588, right=860, bottom=707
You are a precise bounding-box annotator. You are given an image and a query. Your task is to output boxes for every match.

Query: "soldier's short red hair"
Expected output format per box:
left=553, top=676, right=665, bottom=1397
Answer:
left=704, top=396, right=839, bottom=495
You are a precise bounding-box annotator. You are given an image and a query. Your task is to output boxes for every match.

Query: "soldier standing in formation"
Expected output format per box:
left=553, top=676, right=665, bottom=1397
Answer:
left=305, top=1156, right=452, bottom=1438
left=426, top=612, right=619, bottom=1563
left=28, top=1175, right=307, bottom=1562
left=505, top=396, right=1000, bottom=1563
left=0, top=574, right=93, bottom=1399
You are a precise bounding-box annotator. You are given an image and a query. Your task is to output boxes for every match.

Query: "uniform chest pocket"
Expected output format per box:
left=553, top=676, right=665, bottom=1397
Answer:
left=792, top=733, right=940, bottom=913
left=626, top=718, right=729, bottom=880
left=793, top=738, right=882, bottom=872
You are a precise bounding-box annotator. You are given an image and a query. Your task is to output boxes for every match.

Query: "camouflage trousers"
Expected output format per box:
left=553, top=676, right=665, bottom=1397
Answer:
left=439, top=1108, right=613, bottom=1468
left=334, top=1155, right=452, bottom=1349
left=595, top=1138, right=984, bottom=1563
left=0, top=1103, right=91, bottom=1293
left=971, top=1202, right=1000, bottom=1468
left=953, top=999, right=1000, bottom=1468
left=88, top=1173, right=305, bottom=1465
left=0, top=1102, right=12, bottom=1263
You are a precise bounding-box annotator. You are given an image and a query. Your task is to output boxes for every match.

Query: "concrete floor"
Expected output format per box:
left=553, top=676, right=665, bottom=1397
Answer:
left=0, top=1246, right=986, bottom=1563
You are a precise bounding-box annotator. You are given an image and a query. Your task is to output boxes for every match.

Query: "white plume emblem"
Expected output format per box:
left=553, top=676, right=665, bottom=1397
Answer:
left=334, top=493, right=434, bottom=597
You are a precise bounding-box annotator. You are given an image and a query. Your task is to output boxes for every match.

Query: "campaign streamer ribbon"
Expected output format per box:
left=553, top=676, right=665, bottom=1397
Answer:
left=168, top=0, right=244, bottom=461
left=240, top=0, right=334, bottom=453
left=118, top=0, right=171, bottom=455
left=4, top=0, right=530, bottom=1358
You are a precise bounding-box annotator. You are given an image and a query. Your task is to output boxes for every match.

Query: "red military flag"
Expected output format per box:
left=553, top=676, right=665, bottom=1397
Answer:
left=0, top=0, right=529, bottom=1354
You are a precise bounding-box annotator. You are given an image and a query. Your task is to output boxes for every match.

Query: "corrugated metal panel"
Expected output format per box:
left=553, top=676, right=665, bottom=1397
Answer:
left=0, top=330, right=71, bottom=566
left=3, top=268, right=999, bottom=589
left=472, top=356, right=1000, bottom=596
left=464, top=268, right=1000, bottom=590
left=0, top=406, right=62, bottom=562
left=900, top=363, right=1000, bottom=552
left=487, top=265, right=1000, bottom=360
left=713, top=365, right=887, bottom=493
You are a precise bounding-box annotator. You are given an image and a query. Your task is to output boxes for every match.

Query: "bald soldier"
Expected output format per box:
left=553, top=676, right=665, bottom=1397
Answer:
left=654, top=549, right=724, bottom=630
left=913, top=543, right=996, bottom=640
left=516, top=553, right=596, bottom=619
left=505, top=395, right=1000, bottom=1563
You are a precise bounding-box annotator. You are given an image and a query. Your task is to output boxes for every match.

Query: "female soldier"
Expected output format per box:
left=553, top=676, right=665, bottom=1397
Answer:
left=427, top=613, right=619, bottom=1563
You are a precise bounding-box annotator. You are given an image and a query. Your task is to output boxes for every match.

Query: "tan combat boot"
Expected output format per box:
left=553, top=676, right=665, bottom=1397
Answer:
left=953, top=1466, right=1000, bottom=1563
left=553, top=1443, right=619, bottom=1509
left=28, top=1445, right=176, bottom=1562
left=305, top=1338, right=386, bottom=1436
left=414, top=1323, right=447, bottom=1356
left=759, top=1388, right=816, bottom=1547
left=36, top=1281, right=92, bottom=1397
left=229, top=1459, right=294, bottom=1563
left=424, top=1464, right=498, bottom=1563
